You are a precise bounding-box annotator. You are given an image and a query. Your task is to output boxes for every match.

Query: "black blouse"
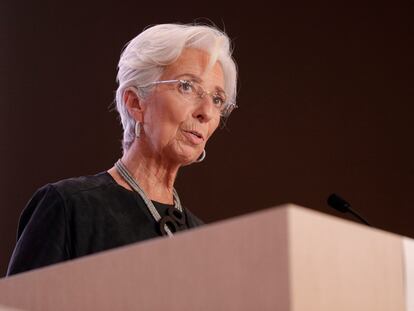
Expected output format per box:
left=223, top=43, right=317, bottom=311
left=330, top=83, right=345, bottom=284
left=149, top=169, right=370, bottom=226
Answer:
left=7, top=172, right=203, bottom=276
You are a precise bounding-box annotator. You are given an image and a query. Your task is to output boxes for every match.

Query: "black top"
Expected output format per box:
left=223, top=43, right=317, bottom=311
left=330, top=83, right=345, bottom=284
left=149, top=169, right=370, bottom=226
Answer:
left=7, top=172, right=203, bottom=276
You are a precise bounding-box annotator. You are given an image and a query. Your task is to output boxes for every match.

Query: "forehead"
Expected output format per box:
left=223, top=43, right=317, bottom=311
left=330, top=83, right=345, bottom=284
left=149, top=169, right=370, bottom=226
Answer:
left=161, top=48, right=225, bottom=89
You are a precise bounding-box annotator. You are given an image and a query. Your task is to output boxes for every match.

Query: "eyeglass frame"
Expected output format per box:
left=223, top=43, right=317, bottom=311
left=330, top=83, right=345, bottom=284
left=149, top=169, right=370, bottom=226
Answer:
left=136, top=79, right=237, bottom=117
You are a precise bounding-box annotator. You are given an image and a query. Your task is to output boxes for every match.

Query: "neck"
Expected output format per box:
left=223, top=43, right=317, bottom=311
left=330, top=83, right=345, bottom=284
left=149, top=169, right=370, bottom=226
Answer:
left=111, top=141, right=180, bottom=204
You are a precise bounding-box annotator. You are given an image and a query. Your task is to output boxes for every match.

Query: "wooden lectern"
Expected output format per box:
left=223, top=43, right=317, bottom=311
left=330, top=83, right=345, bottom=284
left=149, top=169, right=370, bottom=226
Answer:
left=0, top=305, right=27, bottom=311
left=0, top=205, right=411, bottom=311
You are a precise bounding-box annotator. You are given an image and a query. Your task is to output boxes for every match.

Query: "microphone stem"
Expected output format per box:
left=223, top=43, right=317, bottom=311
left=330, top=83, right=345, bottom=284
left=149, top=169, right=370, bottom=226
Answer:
left=348, top=208, right=371, bottom=226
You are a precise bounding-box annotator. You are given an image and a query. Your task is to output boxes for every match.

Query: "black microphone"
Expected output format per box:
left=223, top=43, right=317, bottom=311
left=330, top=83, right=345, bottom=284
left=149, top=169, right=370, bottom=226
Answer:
left=327, top=193, right=371, bottom=226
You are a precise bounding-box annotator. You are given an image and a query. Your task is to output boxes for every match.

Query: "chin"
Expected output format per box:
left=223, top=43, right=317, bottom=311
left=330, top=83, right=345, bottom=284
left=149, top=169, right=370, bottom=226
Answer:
left=175, top=152, right=199, bottom=166
left=180, top=157, right=198, bottom=166
left=172, top=145, right=202, bottom=166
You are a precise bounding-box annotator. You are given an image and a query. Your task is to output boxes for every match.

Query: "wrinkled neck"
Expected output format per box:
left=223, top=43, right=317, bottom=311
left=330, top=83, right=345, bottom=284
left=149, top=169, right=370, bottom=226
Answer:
left=118, top=140, right=180, bottom=204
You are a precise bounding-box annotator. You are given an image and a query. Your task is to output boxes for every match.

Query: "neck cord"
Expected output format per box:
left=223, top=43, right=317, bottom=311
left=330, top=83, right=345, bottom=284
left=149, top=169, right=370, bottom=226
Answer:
left=114, top=159, right=182, bottom=238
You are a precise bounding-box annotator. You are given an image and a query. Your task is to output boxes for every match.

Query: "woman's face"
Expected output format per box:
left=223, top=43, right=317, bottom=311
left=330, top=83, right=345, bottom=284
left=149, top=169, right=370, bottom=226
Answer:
left=139, top=48, right=223, bottom=166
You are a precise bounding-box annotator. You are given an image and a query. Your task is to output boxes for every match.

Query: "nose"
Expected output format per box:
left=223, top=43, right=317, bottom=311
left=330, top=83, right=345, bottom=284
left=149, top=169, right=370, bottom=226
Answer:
left=192, top=94, right=216, bottom=122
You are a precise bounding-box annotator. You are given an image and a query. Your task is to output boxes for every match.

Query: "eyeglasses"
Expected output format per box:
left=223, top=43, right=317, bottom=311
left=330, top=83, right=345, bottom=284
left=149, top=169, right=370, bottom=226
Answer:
left=138, top=79, right=237, bottom=117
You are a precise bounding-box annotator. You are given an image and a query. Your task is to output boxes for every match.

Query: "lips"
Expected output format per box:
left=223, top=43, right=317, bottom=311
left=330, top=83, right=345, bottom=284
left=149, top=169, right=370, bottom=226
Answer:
left=183, top=129, right=205, bottom=145
left=188, top=130, right=203, bottom=139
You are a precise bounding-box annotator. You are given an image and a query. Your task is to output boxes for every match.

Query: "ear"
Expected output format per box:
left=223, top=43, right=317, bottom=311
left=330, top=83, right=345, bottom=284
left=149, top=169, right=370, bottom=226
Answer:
left=124, top=88, right=145, bottom=123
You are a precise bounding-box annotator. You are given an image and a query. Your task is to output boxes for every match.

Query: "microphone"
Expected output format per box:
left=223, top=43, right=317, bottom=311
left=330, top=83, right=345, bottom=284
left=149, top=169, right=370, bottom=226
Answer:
left=327, top=193, right=372, bottom=226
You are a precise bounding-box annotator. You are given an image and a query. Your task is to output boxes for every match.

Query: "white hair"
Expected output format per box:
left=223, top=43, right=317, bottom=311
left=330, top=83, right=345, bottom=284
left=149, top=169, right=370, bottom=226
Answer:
left=115, top=23, right=238, bottom=153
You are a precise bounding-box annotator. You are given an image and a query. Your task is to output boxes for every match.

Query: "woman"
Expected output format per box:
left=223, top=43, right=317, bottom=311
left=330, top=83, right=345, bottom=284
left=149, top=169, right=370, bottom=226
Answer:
left=7, top=23, right=238, bottom=276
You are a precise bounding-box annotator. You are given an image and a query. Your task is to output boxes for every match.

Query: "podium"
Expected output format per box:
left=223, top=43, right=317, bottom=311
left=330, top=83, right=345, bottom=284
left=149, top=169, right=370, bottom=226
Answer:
left=0, top=205, right=412, bottom=311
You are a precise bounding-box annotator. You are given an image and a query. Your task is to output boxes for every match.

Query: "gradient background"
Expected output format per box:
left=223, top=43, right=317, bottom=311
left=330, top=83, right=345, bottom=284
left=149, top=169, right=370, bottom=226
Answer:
left=1, top=3, right=413, bottom=276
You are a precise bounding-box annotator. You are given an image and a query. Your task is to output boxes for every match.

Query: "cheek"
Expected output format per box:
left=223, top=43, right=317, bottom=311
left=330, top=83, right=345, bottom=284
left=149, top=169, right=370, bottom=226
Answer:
left=158, top=92, right=189, bottom=119
left=152, top=100, right=191, bottom=142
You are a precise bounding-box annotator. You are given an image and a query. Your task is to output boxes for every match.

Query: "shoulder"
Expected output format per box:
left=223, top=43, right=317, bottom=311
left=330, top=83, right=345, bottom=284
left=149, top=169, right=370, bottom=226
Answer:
left=47, top=171, right=116, bottom=202
left=38, top=172, right=117, bottom=203
left=19, top=172, right=116, bottom=232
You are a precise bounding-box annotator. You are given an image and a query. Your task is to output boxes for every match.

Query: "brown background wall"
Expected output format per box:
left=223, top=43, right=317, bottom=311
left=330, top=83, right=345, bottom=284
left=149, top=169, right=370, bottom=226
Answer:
left=1, top=3, right=413, bottom=276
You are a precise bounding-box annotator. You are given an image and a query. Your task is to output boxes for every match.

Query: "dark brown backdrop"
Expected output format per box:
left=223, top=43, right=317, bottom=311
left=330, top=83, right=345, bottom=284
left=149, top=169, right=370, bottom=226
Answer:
left=1, top=3, right=413, bottom=276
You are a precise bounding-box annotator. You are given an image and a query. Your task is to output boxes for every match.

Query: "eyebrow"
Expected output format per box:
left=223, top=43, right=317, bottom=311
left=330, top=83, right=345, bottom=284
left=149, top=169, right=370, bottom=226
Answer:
left=175, top=73, right=225, bottom=94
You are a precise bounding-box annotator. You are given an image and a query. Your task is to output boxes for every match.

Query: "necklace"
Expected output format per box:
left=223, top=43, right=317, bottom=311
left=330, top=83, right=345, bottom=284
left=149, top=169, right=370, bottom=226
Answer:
left=114, top=159, right=185, bottom=237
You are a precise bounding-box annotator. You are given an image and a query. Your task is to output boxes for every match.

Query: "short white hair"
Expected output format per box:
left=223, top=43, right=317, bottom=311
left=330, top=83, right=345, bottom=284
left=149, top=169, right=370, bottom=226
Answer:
left=115, top=23, right=238, bottom=153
